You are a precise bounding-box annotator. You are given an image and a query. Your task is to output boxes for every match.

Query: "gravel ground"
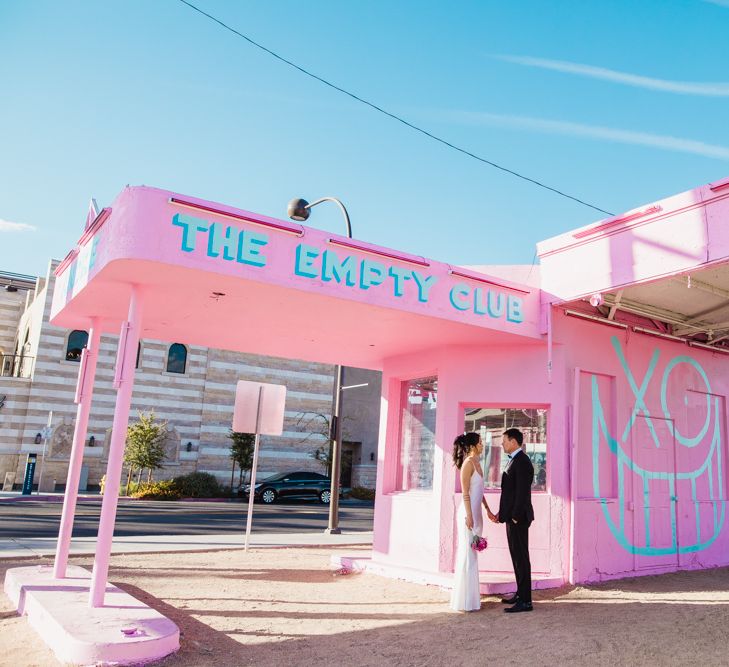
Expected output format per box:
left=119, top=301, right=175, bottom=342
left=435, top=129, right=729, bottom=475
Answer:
left=2, top=548, right=729, bottom=666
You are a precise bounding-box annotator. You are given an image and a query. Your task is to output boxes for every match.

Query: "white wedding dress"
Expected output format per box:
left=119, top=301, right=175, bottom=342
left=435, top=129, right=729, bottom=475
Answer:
left=450, top=467, right=484, bottom=611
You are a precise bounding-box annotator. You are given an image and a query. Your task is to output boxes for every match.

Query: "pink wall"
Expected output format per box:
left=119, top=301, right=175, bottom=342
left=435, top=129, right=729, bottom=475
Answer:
left=559, top=311, right=729, bottom=582
left=372, top=308, right=729, bottom=586
left=373, top=342, right=569, bottom=582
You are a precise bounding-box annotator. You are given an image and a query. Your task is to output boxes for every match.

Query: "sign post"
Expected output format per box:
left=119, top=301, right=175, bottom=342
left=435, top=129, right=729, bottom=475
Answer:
left=232, top=380, right=286, bottom=552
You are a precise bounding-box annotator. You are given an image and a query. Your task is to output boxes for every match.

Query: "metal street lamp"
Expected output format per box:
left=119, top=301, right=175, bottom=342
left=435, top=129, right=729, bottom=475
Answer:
left=288, top=196, right=351, bottom=534
left=287, top=197, right=352, bottom=238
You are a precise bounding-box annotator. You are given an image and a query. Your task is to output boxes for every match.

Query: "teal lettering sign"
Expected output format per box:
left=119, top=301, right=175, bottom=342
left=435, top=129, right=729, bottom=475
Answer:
left=22, top=453, right=37, bottom=495
left=171, top=215, right=524, bottom=325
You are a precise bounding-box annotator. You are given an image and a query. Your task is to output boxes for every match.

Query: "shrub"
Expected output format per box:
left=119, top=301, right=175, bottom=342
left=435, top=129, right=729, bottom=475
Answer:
left=121, top=481, right=142, bottom=496
left=131, top=479, right=181, bottom=501
left=348, top=486, right=375, bottom=501
left=172, top=472, right=221, bottom=498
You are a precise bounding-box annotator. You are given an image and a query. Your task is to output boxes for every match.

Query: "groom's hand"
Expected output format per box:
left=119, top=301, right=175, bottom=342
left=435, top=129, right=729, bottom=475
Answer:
left=491, top=512, right=499, bottom=523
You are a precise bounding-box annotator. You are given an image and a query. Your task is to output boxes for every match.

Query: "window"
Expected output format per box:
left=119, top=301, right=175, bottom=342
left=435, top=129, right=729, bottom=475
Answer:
left=398, top=376, right=438, bottom=490
left=166, top=343, right=187, bottom=374
left=464, top=407, right=547, bottom=492
left=65, top=330, right=88, bottom=362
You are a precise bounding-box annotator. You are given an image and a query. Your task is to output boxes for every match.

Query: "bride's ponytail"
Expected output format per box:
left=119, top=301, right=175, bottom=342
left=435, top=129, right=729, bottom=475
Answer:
left=452, top=432, right=480, bottom=469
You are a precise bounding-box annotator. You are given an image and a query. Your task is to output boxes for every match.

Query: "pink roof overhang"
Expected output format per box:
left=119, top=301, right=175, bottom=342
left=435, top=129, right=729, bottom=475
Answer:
left=50, top=187, right=542, bottom=370
left=538, top=176, right=729, bottom=349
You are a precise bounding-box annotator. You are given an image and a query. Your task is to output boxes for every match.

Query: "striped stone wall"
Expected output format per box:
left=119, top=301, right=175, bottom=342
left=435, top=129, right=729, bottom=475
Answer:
left=0, top=287, right=27, bottom=357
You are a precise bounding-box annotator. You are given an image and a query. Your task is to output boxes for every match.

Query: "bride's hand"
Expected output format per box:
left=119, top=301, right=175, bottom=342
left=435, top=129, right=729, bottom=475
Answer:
left=465, top=515, right=474, bottom=530
left=486, top=509, right=496, bottom=522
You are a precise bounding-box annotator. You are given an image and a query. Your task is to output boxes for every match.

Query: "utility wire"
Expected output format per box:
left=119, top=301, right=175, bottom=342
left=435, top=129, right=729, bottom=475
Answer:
left=177, top=0, right=614, bottom=217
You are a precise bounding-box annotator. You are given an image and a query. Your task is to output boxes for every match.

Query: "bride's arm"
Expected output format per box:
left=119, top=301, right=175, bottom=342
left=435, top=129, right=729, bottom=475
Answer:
left=461, top=462, right=475, bottom=529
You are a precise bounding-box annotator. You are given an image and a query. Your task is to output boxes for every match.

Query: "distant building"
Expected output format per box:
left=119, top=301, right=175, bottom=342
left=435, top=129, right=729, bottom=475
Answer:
left=0, top=263, right=379, bottom=492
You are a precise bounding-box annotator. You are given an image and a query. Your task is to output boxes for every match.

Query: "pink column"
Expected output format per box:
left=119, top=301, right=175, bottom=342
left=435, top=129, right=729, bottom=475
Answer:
left=89, top=286, right=143, bottom=607
left=53, top=318, right=102, bottom=579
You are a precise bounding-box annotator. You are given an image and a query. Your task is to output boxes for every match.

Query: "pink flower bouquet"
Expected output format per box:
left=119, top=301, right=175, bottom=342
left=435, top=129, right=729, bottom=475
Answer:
left=470, top=534, right=488, bottom=551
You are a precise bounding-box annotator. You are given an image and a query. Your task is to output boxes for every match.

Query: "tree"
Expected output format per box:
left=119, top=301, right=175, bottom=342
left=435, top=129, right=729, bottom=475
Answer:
left=123, top=412, right=168, bottom=493
left=311, top=444, right=333, bottom=476
left=228, top=430, right=255, bottom=491
left=295, top=412, right=352, bottom=476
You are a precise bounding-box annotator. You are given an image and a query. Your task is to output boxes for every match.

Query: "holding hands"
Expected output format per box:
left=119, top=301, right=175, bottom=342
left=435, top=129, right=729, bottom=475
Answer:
left=483, top=497, right=498, bottom=523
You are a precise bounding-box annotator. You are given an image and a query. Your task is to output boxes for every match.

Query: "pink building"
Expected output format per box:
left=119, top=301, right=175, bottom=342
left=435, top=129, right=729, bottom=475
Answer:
left=6, top=176, right=729, bottom=663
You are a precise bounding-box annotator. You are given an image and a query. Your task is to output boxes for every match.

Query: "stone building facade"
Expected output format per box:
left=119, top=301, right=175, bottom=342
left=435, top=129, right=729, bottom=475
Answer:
left=0, top=263, right=379, bottom=492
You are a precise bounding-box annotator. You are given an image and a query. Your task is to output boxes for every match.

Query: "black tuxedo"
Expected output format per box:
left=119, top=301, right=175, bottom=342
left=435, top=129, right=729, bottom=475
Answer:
left=498, top=449, right=534, bottom=604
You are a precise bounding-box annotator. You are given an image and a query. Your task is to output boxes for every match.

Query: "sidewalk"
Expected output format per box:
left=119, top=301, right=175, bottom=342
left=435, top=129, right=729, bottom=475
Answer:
left=0, top=491, right=101, bottom=502
left=0, top=530, right=374, bottom=559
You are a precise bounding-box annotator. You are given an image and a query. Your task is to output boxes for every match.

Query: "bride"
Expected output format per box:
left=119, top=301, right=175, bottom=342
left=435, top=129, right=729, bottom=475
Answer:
left=450, top=432, right=495, bottom=612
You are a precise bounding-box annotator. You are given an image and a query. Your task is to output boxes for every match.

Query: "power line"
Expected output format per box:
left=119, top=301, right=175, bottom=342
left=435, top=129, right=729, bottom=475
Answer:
left=176, top=0, right=614, bottom=217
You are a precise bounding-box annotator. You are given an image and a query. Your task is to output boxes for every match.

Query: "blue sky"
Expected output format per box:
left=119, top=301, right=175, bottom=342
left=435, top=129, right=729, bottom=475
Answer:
left=1, top=0, right=728, bottom=277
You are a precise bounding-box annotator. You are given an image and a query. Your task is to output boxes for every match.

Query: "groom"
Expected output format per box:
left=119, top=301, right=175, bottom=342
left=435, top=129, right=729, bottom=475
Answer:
left=492, top=428, right=534, bottom=613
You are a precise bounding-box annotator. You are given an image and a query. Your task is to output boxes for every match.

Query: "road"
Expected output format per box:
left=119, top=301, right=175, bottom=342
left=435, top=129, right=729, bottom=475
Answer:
left=0, top=498, right=374, bottom=539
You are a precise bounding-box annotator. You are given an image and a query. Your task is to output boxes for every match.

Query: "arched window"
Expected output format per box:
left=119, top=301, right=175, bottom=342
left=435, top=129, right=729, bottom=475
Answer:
left=166, top=343, right=187, bottom=374
left=65, top=330, right=88, bottom=362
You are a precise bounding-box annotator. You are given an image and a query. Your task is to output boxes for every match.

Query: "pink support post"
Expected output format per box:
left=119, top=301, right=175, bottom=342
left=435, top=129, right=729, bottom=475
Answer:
left=53, top=318, right=102, bottom=579
left=89, top=286, right=143, bottom=607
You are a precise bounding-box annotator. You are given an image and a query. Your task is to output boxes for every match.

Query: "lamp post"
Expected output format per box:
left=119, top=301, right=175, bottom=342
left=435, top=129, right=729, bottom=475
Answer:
left=288, top=196, right=351, bottom=534
left=36, top=411, right=53, bottom=495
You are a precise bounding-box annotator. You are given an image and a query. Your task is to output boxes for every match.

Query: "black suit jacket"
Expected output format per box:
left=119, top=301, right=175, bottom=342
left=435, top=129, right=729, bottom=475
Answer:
left=498, top=450, right=535, bottom=525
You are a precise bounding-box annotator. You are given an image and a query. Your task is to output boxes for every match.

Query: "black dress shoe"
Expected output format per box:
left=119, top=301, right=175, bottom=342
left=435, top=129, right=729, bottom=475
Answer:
left=504, top=601, right=533, bottom=613
left=501, top=595, right=519, bottom=604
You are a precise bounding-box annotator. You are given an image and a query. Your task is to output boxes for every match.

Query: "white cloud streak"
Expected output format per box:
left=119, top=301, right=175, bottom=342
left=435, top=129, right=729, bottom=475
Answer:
left=704, top=0, right=729, bottom=8
left=0, top=219, right=37, bottom=232
left=496, top=55, right=729, bottom=97
left=448, top=111, right=729, bottom=161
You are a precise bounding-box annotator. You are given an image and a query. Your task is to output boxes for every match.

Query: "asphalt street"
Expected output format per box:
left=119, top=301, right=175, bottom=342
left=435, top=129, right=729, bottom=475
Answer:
left=0, top=498, right=374, bottom=539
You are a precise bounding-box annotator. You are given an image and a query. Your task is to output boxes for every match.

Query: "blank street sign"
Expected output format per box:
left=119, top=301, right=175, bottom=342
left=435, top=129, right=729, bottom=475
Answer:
left=233, top=380, right=286, bottom=435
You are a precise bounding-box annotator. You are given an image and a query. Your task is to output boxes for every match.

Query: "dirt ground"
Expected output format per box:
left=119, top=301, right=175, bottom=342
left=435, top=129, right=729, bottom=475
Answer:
left=2, top=548, right=729, bottom=666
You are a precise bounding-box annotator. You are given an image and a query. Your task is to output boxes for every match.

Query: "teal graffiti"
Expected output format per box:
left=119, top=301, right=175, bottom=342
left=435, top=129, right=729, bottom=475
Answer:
left=660, top=355, right=712, bottom=447
left=613, top=337, right=661, bottom=447
left=591, top=336, right=726, bottom=556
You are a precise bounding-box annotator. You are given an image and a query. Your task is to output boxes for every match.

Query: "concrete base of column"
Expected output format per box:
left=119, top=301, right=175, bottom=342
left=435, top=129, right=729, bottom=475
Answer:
left=4, top=564, right=179, bottom=666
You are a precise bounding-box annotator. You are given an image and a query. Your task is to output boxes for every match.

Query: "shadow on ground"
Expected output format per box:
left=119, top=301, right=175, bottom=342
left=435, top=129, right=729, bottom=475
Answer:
left=3, top=551, right=729, bottom=667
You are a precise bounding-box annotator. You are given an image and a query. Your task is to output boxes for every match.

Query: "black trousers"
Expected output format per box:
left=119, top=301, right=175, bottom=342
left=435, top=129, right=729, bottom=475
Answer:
left=506, top=521, right=532, bottom=604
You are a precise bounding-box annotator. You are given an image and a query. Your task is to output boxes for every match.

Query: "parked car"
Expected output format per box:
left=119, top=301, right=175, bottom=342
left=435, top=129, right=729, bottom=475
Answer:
left=243, top=471, right=340, bottom=504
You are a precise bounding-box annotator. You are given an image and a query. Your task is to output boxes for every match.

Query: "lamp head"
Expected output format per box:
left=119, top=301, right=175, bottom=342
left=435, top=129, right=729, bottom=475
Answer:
left=589, top=293, right=604, bottom=308
left=287, top=198, right=310, bottom=222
